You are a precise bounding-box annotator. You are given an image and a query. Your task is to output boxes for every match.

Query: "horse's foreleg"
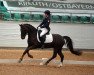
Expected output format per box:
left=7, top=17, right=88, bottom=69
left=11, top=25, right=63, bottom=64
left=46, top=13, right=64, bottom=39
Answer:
left=18, top=47, right=29, bottom=63
left=18, top=46, right=34, bottom=63
left=27, top=51, right=33, bottom=58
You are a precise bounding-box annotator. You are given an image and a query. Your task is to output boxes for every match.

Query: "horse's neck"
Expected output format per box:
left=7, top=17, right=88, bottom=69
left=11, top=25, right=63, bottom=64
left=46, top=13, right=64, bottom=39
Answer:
left=27, top=26, right=37, bottom=42
left=28, top=31, right=37, bottom=39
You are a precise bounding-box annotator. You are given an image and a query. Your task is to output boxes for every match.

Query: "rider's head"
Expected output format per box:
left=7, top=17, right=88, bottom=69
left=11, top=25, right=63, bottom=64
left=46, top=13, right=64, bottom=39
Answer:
left=44, top=10, right=51, bottom=18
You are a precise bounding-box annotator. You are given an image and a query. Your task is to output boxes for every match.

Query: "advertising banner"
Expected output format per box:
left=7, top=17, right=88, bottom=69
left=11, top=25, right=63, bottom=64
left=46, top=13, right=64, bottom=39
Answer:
left=6, top=1, right=94, bottom=10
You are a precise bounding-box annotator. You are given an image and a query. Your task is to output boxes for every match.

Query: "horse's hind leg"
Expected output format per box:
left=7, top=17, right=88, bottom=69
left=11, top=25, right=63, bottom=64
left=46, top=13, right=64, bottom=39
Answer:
left=44, top=49, right=58, bottom=65
left=57, top=49, right=64, bottom=67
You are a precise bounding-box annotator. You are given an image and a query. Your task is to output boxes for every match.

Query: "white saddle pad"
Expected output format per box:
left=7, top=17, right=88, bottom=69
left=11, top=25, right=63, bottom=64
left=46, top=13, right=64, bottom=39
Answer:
left=37, top=33, right=53, bottom=43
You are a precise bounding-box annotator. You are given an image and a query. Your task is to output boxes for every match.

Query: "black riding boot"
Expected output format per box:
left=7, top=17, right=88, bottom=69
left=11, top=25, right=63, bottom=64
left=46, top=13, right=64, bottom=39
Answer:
left=41, top=36, right=45, bottom=49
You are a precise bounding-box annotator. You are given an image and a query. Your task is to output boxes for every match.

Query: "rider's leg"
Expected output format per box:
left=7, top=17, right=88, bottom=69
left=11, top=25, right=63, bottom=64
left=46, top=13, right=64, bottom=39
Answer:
left=40, top=28, right=48, bottom=37
left=40, top=35, right=45, bottom=49
left=40, top=28, right=48, bottom=49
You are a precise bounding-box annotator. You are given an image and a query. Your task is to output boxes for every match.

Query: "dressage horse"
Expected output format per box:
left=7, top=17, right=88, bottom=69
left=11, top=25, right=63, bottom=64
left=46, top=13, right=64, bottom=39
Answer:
left=19, top=24, right=82, bottom=66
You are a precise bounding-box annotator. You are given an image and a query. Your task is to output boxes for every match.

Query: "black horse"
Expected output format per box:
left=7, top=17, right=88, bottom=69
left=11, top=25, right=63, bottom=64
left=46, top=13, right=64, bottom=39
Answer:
left=19, top=24, right=82, bottom=66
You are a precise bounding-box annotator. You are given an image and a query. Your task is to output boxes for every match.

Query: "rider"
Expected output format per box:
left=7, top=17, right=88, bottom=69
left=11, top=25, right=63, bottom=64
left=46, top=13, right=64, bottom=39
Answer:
left=38, top=10, right=51, bottom=49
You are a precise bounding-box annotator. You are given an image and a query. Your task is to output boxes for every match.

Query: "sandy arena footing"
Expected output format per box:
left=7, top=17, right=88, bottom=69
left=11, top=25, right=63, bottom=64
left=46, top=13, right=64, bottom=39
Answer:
left=0, top=59, right=94, bottom=65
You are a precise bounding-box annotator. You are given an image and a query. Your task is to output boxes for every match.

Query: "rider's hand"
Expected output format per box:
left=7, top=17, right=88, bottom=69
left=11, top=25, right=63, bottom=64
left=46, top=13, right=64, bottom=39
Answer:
left=41, top=26, right=45, bottom=28
left=37, top=26, right=41, bottom=30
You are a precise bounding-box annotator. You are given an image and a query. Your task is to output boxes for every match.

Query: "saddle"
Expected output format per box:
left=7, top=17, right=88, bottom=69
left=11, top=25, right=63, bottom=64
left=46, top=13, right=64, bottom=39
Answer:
left=37, top=28, right=53, bottom=43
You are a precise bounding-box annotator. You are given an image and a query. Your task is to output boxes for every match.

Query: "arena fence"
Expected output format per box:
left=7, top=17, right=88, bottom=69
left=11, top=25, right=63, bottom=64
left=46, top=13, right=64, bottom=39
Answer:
left=1, top=10, right=94, bottom=24
left=0, top=1, right=94, bottom=23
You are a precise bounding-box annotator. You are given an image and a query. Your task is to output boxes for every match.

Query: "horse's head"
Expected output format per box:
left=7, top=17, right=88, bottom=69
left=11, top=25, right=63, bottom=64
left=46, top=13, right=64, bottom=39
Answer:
left=19, top=24, right=28, bottom=39
left=19, top=24, right=37, bottom=39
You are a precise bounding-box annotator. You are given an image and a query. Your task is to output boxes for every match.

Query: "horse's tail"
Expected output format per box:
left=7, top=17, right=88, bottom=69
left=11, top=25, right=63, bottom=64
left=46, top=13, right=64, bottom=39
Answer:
left=63, top=36, right=82, bottom=56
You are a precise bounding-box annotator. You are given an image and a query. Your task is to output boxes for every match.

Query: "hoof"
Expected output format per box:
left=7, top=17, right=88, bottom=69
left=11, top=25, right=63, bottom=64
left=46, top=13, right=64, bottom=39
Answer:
left=44, top=62, right=48, bottom=66
left=40, top=62, right=48, bottom=66
left=58, top=62, right=63, bottom=67
left=40, top=58, right=48, bottom=66
left=18, top=59, right=22, bottom=63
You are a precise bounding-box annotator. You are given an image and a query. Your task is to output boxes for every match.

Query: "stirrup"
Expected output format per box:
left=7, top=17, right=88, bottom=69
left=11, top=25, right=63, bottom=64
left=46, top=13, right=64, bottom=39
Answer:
left=41, top=45, right=45, bottom=49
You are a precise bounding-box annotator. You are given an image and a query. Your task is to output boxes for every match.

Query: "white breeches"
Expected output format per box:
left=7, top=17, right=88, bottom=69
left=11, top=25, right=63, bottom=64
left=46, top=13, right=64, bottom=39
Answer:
left=38, top=27, right=48, bottom=37
left=40, top=28, right=48, bottom=37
